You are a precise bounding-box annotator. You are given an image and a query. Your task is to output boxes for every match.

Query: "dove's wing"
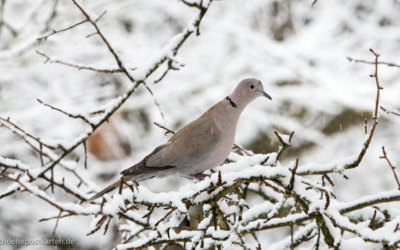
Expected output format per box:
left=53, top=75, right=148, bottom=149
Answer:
left=120, top=143, right=173, bottom=176
left=160, top=107, right=222, bottom=169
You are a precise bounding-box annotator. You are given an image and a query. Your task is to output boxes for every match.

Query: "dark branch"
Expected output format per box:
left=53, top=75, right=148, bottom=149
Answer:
left=347, top=56, right=400, bottom=69
left=380, top=146, right=400, bottom=190
left=36, top=50, right=125, bottom=73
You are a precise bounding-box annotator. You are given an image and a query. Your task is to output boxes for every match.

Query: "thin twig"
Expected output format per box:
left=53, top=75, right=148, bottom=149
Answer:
left=37, top=98, right=95, bottom=128
left=288, top=159, right=299, bottom=191
left=346, top=49, right=382, bottom=168
left=35, top=0, right=213, bottom=179
left=143, top=83, right=165, bottom=119
left=368, top=210, right=377, bottom=228
left=380, top=146, right=400, bottom=190
left=37, top=19, right=88, bottom=41
left=36, top=50, right=125, bottom=74
left=347, top=56, right=400, bottom=68
left=180, top=0, right=203, bottom=8
left=299, top=49, right=383, bottom=176
left=0, top=116, right=57, bottom=150
left=233, top=144, right=252, bottom=156
left=83, top=141, right=88, bottom=169
left=274, top=131, right=295, bottom=163
left=71, top=0, right=134, bottom=81
left=380, top=106, right=400, bottom=117
left=311, top=0, right=318, bottom=7
left=52, top=211, right=62, bottom=235
left=153, top=59, right=182, bottom=84
left=154, top=122, right=175, bottom=135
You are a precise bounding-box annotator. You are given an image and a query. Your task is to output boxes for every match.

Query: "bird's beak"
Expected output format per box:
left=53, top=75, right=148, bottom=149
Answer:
left=262, top=91, right=272, bottom=100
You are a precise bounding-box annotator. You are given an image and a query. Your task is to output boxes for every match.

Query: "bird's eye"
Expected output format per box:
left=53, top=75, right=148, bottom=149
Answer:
left=250, top=85, right=254, bottom=89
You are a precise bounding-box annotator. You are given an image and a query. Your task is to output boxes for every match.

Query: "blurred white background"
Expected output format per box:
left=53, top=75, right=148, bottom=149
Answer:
left=1, top=0, right=400, bottom=249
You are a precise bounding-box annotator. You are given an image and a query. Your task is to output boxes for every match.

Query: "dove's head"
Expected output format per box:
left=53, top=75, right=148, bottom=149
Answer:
left=229, top=78, right=271, bottom=108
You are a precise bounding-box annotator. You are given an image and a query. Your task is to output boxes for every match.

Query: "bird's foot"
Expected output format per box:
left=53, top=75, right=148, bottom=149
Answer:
left=190, top=173, right=210, bottom=181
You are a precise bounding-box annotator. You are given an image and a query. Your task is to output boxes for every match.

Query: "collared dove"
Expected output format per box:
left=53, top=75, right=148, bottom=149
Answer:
left=85, top=78, right=271, bottom=202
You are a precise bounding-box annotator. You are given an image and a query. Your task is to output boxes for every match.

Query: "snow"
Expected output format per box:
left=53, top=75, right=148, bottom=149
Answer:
left=0, top=156, right=31, bottom=170
left=2, top=0, right=400, bottom=249
left=269, top=222, right=316, bottom=250
left=297, top=153, right=359, bottom=175
left=279, top=133, right=292, bottom=145
left=241, top=201, right=276, bottom=224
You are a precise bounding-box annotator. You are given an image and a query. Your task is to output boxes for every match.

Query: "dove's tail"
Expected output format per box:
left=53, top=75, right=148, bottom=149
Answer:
left=82, top=161, right=175, bottom=203
left=83, top=179, right=123, bottom=204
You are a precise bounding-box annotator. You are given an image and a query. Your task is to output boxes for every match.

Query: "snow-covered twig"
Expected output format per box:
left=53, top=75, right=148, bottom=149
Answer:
left=298, top=49, right=383, bottom=176
left=273, top=130, right=294, bottom=164
left=34, top=0, right=214, bottom=179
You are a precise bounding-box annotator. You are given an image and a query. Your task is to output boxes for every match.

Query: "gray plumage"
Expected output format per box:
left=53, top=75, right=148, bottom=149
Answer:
left=84, top=78, right=271, bottom=203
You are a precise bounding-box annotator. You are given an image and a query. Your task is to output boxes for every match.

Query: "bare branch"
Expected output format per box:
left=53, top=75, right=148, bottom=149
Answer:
left=233, top=144, right=252, bottom=156
left=288, top=159, right=299, bottom=191
left=37, top=98, right=95, bottom=128
left=71, top=0, right=134, bottom=81
left=36, top=50, right=125, bottom=73
left=37, top=19, right=88, bottom=41
left=298, top=49, right=383, bottom=175
left=180, top=0, right=203, bottom=9
left=154, top=122, right=175, bottom=135
left=0, top=0, right=18, bottom=37
left=154, top=58, right=183, bottom=84
left=380, top=146, right=400, bottom=190
left=347, top=56, right=400, bottom=68
left=274, top=131, right=295, bottom=163
left=83, top=142, right=88, bottom=169
left=34, top=0, right=214, bottom=179
left=0, top=116, right=57, bottom=150
left=380, top=106, right=400, bottom=117
left=143, top=83, right=165, bottom=119
left=344, top=49, right=382, bottom=169
left=95, top=10, right=107, bottom=23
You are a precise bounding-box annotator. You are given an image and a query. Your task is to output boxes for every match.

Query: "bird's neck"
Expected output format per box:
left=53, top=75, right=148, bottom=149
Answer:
left=225, top=96, right=237, bottom=108
left=226, top=92, right=253, bottom=113
left=224, top=94, right=249, bottom=124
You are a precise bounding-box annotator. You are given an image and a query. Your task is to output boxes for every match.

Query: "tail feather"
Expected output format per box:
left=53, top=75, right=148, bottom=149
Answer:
left=83, top=164, right=176, bottom=204
left=82, top=179, right=122, bottom=203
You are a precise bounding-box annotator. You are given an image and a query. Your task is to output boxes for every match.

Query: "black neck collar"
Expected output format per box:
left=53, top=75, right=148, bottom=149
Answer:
left=226, top=96, right=237, bottom=108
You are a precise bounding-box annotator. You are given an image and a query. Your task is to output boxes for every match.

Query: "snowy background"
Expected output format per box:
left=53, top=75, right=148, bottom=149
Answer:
left=1, top=0, right=400, bottom=249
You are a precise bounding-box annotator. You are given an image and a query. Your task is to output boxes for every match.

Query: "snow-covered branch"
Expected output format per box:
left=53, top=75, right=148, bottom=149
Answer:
left=2, top=0, right=400, bottom=248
